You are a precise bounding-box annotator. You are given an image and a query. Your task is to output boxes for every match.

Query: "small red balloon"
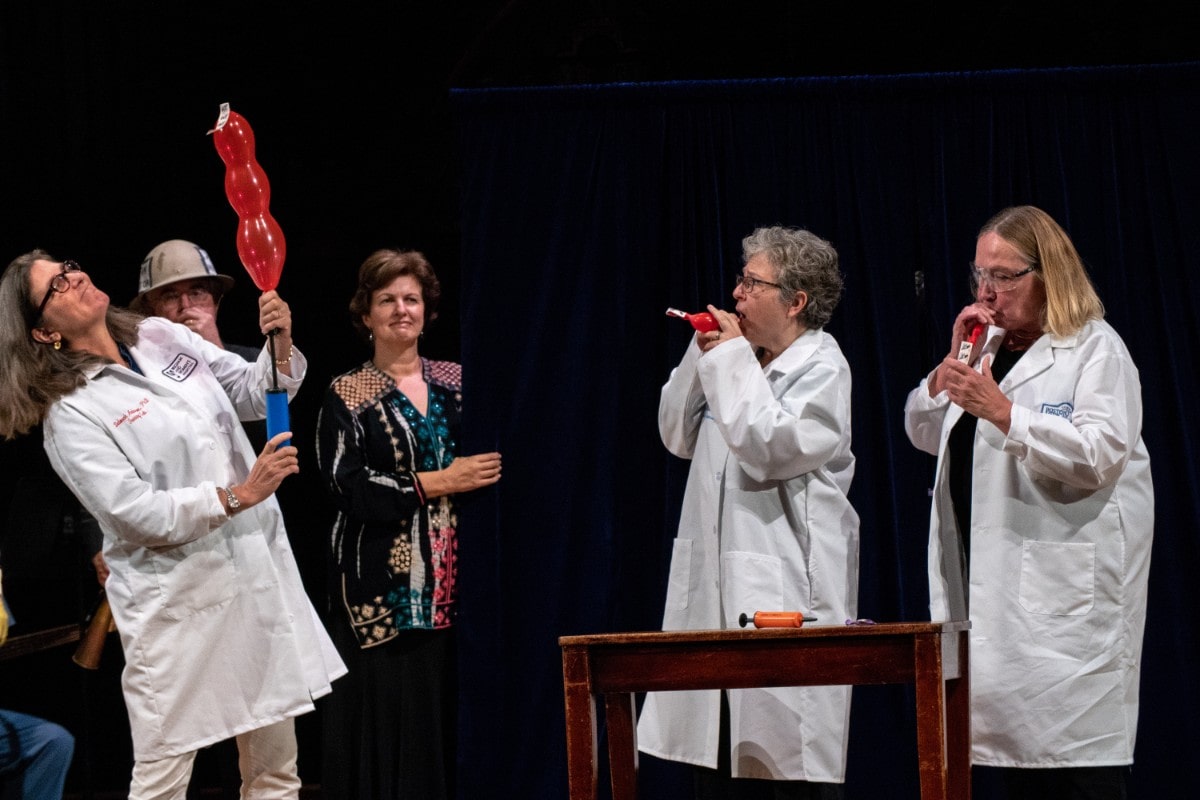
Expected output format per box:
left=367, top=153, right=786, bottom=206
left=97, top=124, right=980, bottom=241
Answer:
left=666, top=308, right=720, bottom=332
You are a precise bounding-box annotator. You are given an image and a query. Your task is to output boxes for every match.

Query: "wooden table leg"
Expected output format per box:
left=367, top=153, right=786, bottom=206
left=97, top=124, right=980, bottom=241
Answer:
left=913, top=634, right=949, bottom=800
left=604, top=692, right=638, bottom=799
left=945, top=632, right=971, bottom=799
left=562, top=645, right=600, bottom=800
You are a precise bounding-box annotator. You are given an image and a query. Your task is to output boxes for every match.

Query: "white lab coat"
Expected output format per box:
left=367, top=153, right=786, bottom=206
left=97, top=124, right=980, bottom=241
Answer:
left=903, top=319, right=1153, bottom=767
left=637, top=328, right=859, bottom=782
left=43, top=317, right=347, bottom=761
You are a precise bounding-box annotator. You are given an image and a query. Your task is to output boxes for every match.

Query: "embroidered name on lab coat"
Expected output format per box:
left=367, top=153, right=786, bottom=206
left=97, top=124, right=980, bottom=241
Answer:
left=162, top=354, right=198, bottom=382
left=1040, top=401, right=1073, bottom=419
left=113, top=397, right=151, bottom=428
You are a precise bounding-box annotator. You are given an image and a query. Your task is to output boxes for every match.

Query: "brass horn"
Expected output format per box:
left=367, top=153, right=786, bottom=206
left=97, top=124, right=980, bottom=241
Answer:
left=73, top=594, right=116, bottom=669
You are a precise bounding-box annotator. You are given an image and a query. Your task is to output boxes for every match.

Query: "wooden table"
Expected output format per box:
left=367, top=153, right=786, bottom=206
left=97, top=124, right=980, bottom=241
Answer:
left=560, top=621, right=970, bottom=800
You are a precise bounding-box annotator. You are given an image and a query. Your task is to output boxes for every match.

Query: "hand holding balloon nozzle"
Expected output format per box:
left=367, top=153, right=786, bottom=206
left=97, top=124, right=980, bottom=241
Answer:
left=666, top=307, right=720, bottom=333
left=738, top=611, right=817, bottom=628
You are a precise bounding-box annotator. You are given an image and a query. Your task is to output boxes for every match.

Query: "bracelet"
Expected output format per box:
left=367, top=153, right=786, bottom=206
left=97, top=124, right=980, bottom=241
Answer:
left=274, top=345, right=294, bottom=366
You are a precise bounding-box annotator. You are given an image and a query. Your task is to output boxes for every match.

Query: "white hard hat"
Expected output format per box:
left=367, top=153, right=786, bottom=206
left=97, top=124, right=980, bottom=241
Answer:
left=131, top=240, right=235, bottom=312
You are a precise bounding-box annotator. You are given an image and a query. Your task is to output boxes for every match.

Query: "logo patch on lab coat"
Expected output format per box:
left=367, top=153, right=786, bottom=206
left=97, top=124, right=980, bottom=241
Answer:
left=162, top=354, right=198, bottom=382
left=1040, top=401, right=1073, bottom=419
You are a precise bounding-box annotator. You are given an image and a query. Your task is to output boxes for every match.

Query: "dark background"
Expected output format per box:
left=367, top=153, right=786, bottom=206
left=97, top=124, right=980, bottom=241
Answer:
left=2, top=2, right=1198, bottom=798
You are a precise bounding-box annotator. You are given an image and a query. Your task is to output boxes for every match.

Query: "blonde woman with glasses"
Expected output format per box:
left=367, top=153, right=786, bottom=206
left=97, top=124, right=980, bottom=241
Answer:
left=905, top=206, right=1153, bottom=799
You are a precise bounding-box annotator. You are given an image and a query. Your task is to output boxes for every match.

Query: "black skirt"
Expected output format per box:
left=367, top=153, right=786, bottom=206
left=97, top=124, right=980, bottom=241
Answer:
left=320, top=620, right=458, bottom=800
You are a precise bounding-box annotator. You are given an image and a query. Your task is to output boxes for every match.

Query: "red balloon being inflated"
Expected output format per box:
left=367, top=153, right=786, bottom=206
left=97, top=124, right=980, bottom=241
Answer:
left=665, top=307, right=720, bottom=332
left=211, top=105, right=286, bottom=292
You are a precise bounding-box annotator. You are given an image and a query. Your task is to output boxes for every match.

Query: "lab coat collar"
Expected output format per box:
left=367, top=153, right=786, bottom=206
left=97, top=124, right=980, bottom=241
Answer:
left=981, top=325, right=1079, bottom=393
left=762, top=327, right=823, bottom=378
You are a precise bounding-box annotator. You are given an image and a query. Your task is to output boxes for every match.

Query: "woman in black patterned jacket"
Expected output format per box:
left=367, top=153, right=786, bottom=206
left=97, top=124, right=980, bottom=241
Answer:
left=316, top=249, right=502, bottom=800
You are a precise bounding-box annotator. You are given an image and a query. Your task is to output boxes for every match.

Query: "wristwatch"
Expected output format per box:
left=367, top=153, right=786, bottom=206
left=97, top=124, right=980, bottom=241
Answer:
left=222, top=485, right=242, bottom=513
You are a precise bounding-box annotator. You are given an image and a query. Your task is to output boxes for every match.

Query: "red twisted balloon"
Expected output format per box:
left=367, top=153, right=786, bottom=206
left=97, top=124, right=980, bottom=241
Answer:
left=211, top=106, right=286, bottom=291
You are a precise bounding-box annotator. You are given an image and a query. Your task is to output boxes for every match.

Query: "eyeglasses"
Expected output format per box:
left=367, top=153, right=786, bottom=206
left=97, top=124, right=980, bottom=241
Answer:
left=155, top=285, right=213, bottom=306
left=734, top=274, right=783, bottom=294
left=35, top=260, right=82, bottom=320
left=969, top=263, right=1037, bottom=294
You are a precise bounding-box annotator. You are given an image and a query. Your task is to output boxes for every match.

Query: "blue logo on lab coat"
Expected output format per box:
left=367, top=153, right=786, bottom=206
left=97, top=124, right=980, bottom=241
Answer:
left=1040, top=401, right=1073, bottom=419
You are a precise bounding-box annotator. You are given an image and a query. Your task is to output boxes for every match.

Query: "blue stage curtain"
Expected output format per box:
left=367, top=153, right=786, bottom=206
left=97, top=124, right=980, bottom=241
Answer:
left=450, top=63, right=1200, bottom=799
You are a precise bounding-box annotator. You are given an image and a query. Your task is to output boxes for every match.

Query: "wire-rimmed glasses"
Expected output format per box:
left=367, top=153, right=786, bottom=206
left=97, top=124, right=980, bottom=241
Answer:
left=734, top=274, right=782, bottom=294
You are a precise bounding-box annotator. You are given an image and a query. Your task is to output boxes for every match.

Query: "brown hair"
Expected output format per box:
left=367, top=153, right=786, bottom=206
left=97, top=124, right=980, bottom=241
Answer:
left=0, top=250, right=142, bottom=438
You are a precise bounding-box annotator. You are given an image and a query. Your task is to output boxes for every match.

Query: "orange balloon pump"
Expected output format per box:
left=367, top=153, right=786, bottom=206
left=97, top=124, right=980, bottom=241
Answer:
left=738, top=611, right=817, bottom=628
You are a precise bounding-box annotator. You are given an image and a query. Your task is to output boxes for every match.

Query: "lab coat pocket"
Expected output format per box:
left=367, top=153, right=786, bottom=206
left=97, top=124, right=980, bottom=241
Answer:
left=1017, top=540, right=1095, bottom=616
left=155, top=534, right=239, bottom=620
left=665, top=538, right=694, bottom=614
left=722, top=551, right=785, bottom=617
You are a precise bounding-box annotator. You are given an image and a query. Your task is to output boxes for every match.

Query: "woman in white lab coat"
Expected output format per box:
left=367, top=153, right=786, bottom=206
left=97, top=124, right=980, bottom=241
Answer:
left=638, top=227, right=859, bottom=800
left=0, top=250, right=347, bottom=800
left=904, top=206, right=1153, bottom=799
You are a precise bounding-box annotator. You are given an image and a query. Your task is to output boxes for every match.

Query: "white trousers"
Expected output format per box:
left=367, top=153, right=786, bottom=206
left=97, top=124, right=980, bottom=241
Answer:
left=128, top=717, right=300, bottom=800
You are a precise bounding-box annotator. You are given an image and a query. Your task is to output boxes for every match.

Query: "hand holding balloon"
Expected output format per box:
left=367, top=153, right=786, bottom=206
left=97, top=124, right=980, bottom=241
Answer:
left=957, top=323, right=984, bottom=363
left=695, top=305, right=743, bottom=353
left=257, top=291, right=293, bottom=444
left=257, top=291, right=292, bottom=341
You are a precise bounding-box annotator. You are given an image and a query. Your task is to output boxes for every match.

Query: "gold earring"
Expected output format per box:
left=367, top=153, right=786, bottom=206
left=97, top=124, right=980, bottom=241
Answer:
left=53, top=340, right=61, bottom=350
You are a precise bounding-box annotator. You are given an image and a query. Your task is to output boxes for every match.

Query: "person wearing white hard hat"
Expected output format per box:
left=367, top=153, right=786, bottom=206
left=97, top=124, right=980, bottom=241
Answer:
left=125, top=240, right=275, bottom=798
left=131, top=240, right=259, bottom=361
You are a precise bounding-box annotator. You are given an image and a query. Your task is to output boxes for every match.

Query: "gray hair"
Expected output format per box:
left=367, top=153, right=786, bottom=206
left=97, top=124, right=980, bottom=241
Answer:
left=741, top=226, right=843, bottom=328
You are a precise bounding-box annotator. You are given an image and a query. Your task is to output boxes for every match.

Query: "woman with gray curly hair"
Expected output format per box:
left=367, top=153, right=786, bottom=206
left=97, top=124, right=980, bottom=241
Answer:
left=638, top=226, right=859, bottom=799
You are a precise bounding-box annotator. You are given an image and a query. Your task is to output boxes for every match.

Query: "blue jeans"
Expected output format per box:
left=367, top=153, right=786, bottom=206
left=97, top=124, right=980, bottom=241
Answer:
left=0, top=709, right=74, bottom=799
